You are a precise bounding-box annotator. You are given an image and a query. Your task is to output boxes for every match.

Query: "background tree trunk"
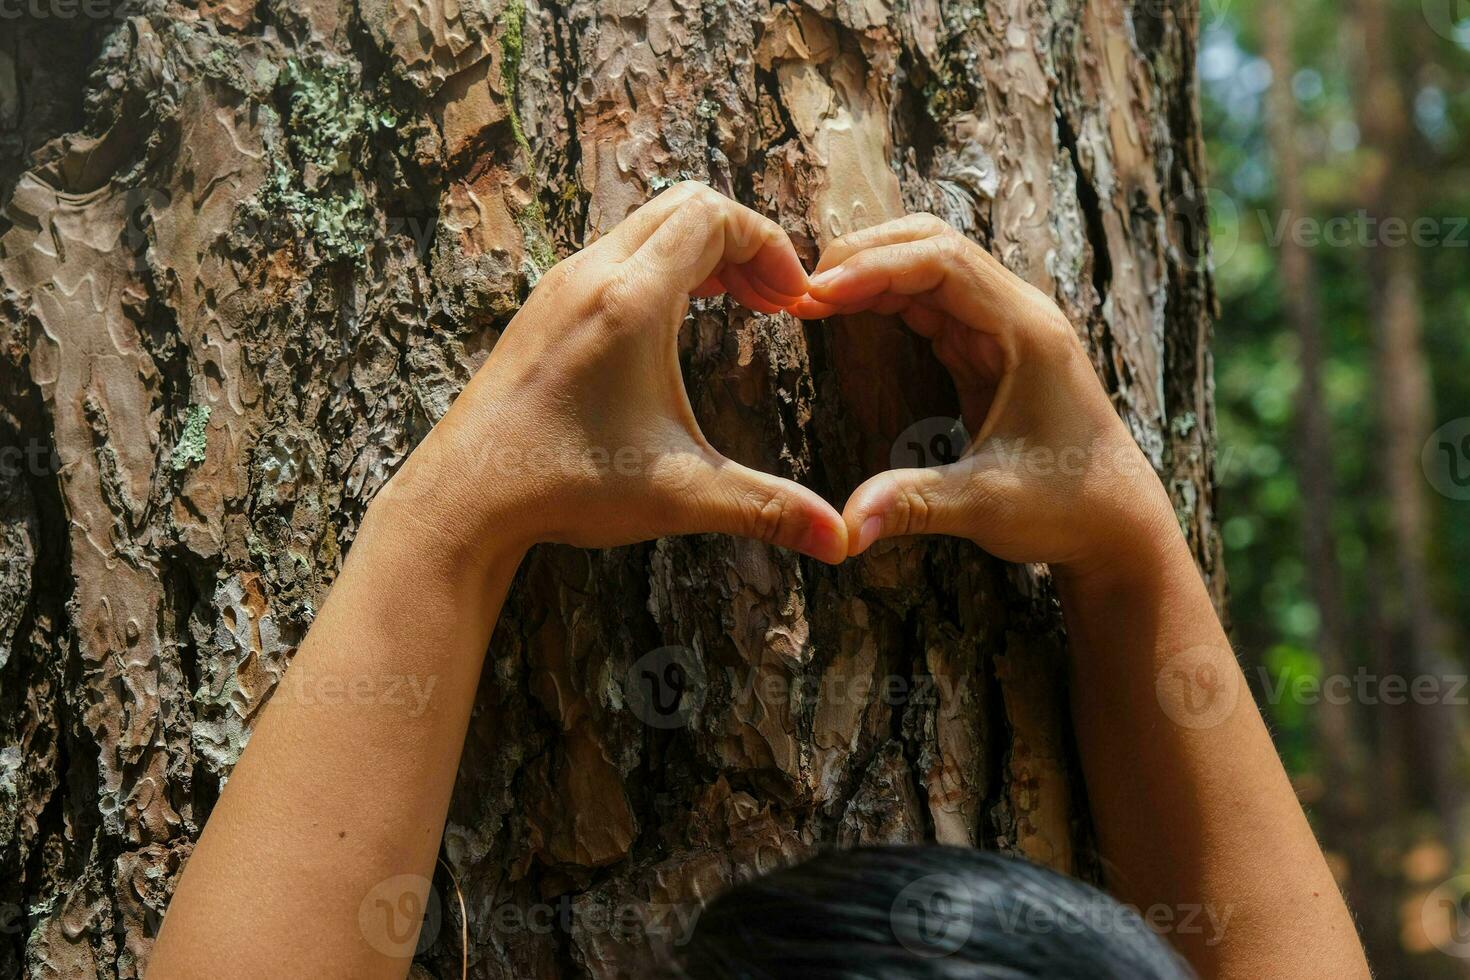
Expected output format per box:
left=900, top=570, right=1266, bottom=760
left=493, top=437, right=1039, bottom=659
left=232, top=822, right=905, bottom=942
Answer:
left=1260, top=0, right=1391, bottom=960
left=0, top=1, right=1220, bottom=976
left=1351, top=0, right=1463, bottom=867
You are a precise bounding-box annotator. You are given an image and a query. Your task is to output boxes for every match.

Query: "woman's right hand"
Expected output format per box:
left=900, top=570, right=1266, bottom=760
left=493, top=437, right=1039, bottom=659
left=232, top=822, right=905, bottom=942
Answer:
left=792, top=214, right=1177, bottom=574
left=379, top=182, right=849, bottom=568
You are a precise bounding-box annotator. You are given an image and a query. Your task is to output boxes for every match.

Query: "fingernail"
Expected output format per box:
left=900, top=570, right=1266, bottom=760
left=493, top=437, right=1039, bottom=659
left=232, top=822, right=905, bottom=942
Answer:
left=798, top=521, right=841, bottom=564
left=856, top=515, right=883, bottom=554
left=808, top=267, right=841, bottom=288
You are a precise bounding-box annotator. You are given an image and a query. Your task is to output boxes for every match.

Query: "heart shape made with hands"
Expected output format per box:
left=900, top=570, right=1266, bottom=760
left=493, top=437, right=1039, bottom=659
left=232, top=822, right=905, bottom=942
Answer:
left=599, top=183, right=1036, bottom=566
left=419, top=180, right=1127, bottom=573
left=648, top=184, right=1138, bottom=574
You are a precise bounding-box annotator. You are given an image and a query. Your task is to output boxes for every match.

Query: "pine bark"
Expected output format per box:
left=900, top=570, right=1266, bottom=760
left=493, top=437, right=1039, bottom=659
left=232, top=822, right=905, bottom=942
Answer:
left=0, top=1, right=1219, bottom=976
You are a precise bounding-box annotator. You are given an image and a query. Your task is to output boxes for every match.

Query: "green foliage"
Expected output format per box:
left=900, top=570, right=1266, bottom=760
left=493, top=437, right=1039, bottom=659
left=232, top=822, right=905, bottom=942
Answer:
left=1203, top=1, right=1470, bottom=760
left=1261, top=643, right=1323, bottom=773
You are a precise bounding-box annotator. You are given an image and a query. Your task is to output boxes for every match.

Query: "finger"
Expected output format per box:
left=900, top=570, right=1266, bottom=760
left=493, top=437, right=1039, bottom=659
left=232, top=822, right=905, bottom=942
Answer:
left=788, top=292, right=922, bottom=319
left=841, top=462, right=1000, bottom=557
left=815, top=213, right=953, bottom=273
left=806, top=236, right=1020, bottom=343
left=720, top=262, right=789, bottom=314
left=787, top=296, right=841, bottom=319
left=732, top=262, right=807, bottom=307
left=899, top=301, right=950, bottom=339
left=739, top=239, right=808, bottom=302
left=616, top=183, right=808, bottom=301
left=808, top=239, right=948, bottom=305
left=870, top=293, right=913, bottom=316
left=676, top=455, right=849, bottom=564
left=691, top=273, right=726, bottom=298
left=786, top=297, right=894, bottom=319
left=596, top=181, right=708, bottom=256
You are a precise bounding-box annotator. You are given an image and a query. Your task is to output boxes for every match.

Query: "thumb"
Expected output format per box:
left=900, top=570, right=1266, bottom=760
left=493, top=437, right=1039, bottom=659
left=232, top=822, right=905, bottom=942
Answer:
left=678, top=455, right=849, bottom=564
left=842, top=461, right=997, bottom=556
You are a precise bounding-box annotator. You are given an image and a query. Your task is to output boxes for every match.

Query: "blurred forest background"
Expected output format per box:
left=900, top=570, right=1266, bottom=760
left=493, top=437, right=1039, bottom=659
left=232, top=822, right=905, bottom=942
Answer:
left=1200, top=0, right=1470, bottom=974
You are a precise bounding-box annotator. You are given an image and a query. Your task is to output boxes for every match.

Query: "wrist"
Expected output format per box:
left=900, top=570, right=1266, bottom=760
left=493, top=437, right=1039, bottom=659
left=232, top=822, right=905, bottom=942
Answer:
left=366, top=437, right=535, bottom=579
left=1052, top=483, right=1189, bottom=599
left=1052, top=502, right=1187, bottom=602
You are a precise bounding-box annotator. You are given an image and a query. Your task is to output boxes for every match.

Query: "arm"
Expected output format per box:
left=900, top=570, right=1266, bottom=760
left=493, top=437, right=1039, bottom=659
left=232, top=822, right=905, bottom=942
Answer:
left=149, top=182, right=847, bottom=978
left=794, top=215, right=1371, bottom=980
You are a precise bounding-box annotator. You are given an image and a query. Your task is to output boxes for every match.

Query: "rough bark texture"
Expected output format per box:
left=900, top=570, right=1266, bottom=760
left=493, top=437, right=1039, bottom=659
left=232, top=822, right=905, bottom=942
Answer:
left=0, top=0, right=1220, bottom=976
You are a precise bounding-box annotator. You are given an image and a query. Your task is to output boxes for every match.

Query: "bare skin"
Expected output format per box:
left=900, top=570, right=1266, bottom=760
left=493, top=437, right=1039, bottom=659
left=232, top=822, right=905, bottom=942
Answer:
left=149, top=183, right=847, bottom=978
left=151, top=192, right=1370, bottom=980
left=794, top=213, right=1371, bottom=979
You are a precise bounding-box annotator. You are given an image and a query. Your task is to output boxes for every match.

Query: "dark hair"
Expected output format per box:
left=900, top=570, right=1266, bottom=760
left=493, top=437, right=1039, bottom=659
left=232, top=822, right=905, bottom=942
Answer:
left=676, top=846, right=1196, bottom=979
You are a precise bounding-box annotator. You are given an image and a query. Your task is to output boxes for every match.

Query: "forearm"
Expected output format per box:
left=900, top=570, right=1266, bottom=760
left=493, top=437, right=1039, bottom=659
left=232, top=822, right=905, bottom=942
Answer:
left=151, top=483, right=523, bottom=978
left=1054, top=512, right=1368, bottom=979
left=151, top=183, right=842, bottom=977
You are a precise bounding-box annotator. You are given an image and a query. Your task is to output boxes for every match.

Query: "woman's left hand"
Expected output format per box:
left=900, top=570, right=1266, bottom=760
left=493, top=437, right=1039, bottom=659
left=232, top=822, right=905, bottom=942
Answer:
left=382, top=181, right=848, bottom=566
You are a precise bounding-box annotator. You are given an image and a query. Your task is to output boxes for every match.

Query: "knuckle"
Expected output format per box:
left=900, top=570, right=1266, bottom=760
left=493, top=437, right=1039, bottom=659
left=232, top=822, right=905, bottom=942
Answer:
left=912, top=234, right=966, bottom=281
left=892, top=481, right=932, bottom=536
left=672, top=181, right=718, bottom=210
left=543, top=253, right=580, bottom=290
left=746, top=492, right=789, bottom=546
left=657, top=180, right=701, bottom=203
left=1024, top=297, right=1079, bottom=359
left=930, top=230, right=966, bottom=262
left=592, top=267, right=647, bottom=323
left=911, top=212, right=951, bottom=235
left=680, top=189, right=720, bottom=224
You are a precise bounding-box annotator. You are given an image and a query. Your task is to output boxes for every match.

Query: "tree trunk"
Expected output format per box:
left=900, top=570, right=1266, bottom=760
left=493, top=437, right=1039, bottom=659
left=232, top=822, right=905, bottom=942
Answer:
left=1351, top=0, right=1463, bottom=860
left=0, top=1, right=1220, bottom=977
left=1261, top=0, right=1392, bottom=960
